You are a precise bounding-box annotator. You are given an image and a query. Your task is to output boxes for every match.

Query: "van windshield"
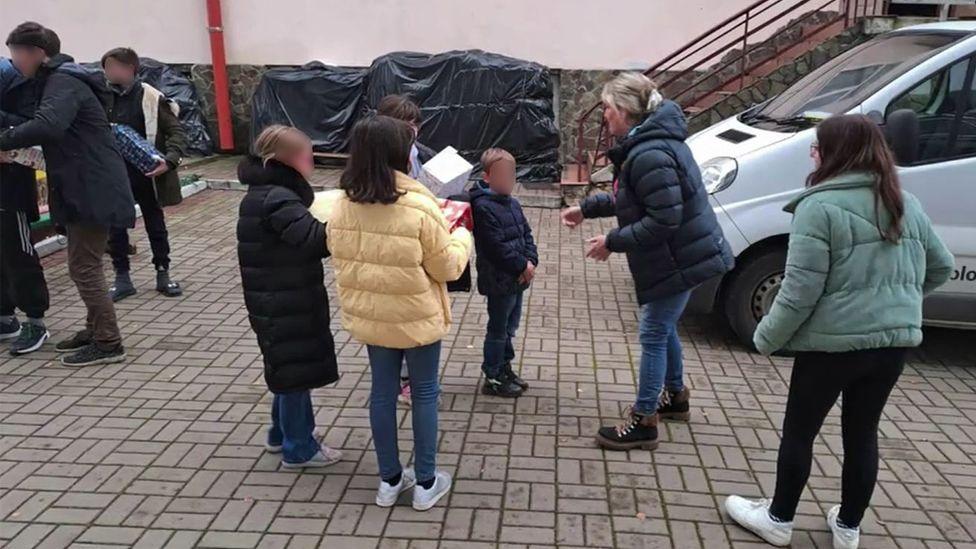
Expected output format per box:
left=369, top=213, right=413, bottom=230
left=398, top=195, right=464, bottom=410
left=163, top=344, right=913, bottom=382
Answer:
left=743, top=32, right=963, bottom=129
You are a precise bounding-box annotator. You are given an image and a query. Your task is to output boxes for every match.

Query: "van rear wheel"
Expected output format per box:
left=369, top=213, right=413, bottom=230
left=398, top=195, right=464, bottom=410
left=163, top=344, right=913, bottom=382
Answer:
left=723, top=247, right=787, bottom=349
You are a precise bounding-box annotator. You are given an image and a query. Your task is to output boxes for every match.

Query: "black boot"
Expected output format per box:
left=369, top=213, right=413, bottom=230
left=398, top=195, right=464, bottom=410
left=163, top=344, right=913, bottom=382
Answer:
left=595, top=409, right=659, bottom=451
left=503, top=363, right=529, bottom=390
left=110, top=271, right=137, bottom=302
left=156, top=268, right=183, bottom=297
left=482, top=375, right=524, bottom=398
left=657, top=387, right=691, bottom=421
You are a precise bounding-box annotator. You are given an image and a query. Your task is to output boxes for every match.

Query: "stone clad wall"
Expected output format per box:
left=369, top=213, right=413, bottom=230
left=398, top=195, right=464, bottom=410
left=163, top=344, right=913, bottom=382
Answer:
left=190, top=64, right=268, bottom=153
left=556, top=70, right=618, bottom=168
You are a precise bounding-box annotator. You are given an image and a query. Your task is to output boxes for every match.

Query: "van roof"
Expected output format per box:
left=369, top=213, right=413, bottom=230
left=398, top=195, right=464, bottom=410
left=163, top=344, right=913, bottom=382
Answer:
left=891, top=20, right=976, bottom=34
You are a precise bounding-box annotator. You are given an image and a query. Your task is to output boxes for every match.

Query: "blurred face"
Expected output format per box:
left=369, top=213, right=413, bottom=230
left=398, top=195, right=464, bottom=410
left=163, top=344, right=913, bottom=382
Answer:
left=9, top=44, right=46, bottom=78
left=603, top=101, right=632, bottom=137
left=103, top=57, right=137, bottom=86
left=484, top=159, right=516, bottom=195
left=276, top=134, right=315, bottom=178
left=810, top=141, right=821, bottom=168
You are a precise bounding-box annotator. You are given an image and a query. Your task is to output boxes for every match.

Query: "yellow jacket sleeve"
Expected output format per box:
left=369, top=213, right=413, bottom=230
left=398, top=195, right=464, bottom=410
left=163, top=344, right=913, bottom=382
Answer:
left=420, top=211, right=472, bottom=283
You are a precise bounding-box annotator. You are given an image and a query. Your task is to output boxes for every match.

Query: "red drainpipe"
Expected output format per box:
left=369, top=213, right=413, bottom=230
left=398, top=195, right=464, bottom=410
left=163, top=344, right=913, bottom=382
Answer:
left=205, top=0, right=234, bottom=151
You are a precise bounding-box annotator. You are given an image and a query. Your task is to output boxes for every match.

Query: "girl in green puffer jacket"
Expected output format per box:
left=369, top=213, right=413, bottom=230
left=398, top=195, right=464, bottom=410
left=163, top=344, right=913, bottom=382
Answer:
left=725, top=115, right=954, bottom=549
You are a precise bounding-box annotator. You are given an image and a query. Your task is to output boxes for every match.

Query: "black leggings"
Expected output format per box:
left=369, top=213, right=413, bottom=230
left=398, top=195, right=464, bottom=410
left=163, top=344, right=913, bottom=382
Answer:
left=769, top=347, right=906, bottom=527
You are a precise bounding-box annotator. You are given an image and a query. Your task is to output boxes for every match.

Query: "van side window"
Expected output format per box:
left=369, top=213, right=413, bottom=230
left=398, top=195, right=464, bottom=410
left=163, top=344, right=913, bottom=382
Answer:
left=887, top=57, right=976, bottom=164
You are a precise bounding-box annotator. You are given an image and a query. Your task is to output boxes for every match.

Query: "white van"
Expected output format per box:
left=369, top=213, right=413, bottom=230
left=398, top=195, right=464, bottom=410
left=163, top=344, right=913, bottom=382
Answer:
left=686, top=21, right=976, bottom=347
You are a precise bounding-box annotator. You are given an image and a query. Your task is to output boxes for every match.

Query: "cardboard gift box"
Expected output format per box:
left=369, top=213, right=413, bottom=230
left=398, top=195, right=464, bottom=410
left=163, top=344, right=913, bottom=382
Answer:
left=4, top=146, right=45, bottom=171
left=112, top=123, right=164, bottom=174
left=418, top=146, right=473, bottom=198
left=440, top=199, right=473, bottom=232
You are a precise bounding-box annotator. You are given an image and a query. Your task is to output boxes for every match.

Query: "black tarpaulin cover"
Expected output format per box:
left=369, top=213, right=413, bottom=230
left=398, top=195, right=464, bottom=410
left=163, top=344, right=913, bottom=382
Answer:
left=250, top=62, right=365, bottom=153
left=136, top=58, right=213, bottom=156
left=365, top=50, right=560, bottom=182
left=82, top=58, right=214, bottom=156
left=248, top=50, right=561, bottom=182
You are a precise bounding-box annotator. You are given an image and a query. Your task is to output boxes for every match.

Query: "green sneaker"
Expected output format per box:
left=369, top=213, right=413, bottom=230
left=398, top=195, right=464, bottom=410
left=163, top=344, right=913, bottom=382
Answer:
left=10, top=323, right=50, bottom=355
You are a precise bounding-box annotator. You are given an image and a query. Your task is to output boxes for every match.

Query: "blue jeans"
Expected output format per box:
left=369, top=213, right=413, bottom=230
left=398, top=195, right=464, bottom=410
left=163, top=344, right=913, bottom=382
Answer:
left=268, top=390, right=321, bottom=464
left=367, top=341, right=441, bottom=483
left=634, top=290, right=691, bottom=415
left=481, top=292, right=524, bottom=379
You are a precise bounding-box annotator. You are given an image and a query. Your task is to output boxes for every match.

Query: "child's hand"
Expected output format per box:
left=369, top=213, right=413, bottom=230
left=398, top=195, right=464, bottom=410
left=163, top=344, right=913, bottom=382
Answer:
left=520, top=261, right=536, bottom=285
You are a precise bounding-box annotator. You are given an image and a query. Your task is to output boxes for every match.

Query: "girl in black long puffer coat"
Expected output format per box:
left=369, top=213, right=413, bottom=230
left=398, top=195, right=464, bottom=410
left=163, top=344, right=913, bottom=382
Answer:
left=236, top=125, right=341, bottom=469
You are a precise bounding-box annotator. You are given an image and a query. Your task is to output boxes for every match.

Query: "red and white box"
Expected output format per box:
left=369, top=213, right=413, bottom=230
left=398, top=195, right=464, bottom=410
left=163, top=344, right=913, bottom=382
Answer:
left=440, top=199, right=473, bottom=232
left=4, top=146, right=45, bottom=171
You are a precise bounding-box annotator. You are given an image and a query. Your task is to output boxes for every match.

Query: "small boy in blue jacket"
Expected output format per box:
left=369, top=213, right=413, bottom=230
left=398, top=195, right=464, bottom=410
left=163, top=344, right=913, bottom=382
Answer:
left=470, top=148, right=538, bottom=398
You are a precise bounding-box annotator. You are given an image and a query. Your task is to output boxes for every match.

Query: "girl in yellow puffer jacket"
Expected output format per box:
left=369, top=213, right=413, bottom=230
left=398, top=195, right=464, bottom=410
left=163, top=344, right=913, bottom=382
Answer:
left=326, top=116, right=472, bottom=511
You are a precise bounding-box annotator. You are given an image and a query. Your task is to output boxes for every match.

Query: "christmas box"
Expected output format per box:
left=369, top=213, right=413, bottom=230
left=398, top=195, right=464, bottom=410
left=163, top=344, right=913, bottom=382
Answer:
left=440, top=199, right=473, bottom=232
left=112, top=123, right=163, bottom=173
left=4, top=146, right=45, bottom=170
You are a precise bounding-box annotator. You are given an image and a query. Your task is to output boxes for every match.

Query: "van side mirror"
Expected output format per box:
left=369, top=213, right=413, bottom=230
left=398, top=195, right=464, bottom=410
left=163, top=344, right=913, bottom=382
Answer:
left=884, top=109, right=920, bottom=165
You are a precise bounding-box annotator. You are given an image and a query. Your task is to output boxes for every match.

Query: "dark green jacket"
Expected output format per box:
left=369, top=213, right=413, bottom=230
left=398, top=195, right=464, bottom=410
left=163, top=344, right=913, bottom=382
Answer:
left=754, top=172, right=954, bottom=355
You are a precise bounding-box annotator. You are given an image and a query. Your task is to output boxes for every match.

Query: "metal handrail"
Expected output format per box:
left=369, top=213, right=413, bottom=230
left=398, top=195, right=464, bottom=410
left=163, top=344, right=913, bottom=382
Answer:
left=573, top=0, right=886, bottom=181
left=666, top=0, right=843, bottom=103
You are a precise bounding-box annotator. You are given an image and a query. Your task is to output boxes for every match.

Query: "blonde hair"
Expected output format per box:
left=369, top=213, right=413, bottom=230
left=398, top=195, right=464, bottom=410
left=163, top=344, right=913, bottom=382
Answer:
left=480, top=147, right=515, bottom=174
left=601, top=72, right=664, bottom=123
left=252, top=125, right=310, bottom=165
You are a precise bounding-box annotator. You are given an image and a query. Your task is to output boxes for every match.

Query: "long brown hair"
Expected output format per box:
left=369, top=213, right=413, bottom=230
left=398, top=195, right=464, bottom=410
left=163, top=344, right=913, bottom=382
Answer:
left=340, top=116, right=413, bottom=204
left=807, top=115, right=904, bottom=242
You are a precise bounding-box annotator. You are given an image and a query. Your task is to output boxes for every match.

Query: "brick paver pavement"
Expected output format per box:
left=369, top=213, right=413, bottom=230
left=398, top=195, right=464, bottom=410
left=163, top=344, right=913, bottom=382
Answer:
left=1, top=189, right=975, bottom=549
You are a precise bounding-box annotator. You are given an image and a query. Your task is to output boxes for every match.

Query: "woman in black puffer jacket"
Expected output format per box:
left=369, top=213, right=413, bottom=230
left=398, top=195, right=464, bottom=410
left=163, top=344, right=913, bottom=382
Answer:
left=562, top=73, right=733, bottom=452
left=237, top=125, right=340, bottom=469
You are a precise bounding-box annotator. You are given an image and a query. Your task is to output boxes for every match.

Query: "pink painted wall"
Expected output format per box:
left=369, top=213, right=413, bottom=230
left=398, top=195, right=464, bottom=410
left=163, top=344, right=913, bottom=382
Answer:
left=3, top=0, right=835, bottom=69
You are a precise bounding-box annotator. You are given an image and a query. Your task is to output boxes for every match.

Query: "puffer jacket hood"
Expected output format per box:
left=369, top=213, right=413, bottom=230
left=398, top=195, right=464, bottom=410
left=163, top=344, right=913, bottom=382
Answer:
left=44, top=54, right=113, bottom=110
left=0, top=57, right=24, bottom=92
left=608, top=100, right=688, bottom=165
left=238, top=155, right=314, bottom=206
left=327, top=172, right=473, bottom=348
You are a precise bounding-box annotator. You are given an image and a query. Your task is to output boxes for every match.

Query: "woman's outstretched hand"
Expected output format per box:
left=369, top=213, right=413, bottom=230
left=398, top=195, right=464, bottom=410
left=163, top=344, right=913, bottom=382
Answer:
left=561, top=206, right=583, bottom=228
left=586, top=235, right=611, bottom=261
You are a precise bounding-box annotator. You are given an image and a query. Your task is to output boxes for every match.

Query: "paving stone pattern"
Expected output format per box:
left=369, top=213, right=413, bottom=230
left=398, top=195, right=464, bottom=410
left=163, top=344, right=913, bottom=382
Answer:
left=1, top=190, right=974, bottom=548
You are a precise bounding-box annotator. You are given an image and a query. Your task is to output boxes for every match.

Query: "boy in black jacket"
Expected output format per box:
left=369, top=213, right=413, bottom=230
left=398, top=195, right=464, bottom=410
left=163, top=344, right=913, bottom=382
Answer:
left=102, top=47, right=187, bottom=301
left=470, top=149, right=537, bottom=398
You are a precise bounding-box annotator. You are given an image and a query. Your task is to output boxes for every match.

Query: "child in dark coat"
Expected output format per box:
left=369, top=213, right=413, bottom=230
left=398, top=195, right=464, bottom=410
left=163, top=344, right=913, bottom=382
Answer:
left=469, top=149, right=538, bottom=398
left=237, top=125, right=341, bottom=469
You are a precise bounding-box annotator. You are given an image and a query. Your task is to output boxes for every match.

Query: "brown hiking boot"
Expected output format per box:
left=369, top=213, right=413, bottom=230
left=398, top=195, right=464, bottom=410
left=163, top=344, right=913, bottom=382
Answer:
left=657, top=387, right=691, bottom=421
left=595, top=408, right=659, bottom=451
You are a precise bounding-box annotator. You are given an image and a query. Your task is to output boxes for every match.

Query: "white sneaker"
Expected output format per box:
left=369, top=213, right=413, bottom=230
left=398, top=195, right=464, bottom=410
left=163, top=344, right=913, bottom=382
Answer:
left=724, top=496, right=793, bottom=547
left=281, top=446, right=343, bottom=469
left=827, top=505, right=860, bottom=549
left=412, top=470, right=452, bottom=511
left=376, top=468, right=416, bottom=507
left=265, top=442, right=282, bottom=454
